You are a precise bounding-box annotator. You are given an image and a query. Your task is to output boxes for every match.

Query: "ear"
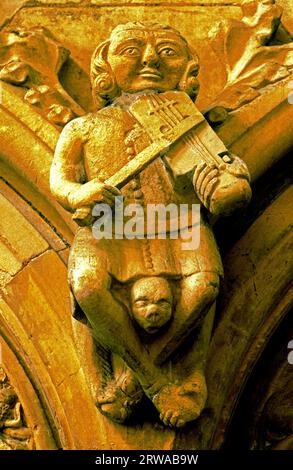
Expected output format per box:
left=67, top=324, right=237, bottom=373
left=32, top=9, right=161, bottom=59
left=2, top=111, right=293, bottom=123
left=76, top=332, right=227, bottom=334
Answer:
left=90, top=40, right=119, bottom=107
left=178, top=59, right=200, bottom=101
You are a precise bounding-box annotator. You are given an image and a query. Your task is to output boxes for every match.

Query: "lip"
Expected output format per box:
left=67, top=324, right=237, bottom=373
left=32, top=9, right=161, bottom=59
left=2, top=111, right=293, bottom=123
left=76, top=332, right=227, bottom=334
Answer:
left=139, top=69, right=161, bottom=79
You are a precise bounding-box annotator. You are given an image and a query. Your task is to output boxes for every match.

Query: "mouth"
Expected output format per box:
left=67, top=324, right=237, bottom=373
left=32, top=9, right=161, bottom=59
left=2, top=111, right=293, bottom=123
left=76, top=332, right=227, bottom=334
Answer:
left=146, top=325, right=159, bottom=334
left=138, top=69, right=162, bottom=80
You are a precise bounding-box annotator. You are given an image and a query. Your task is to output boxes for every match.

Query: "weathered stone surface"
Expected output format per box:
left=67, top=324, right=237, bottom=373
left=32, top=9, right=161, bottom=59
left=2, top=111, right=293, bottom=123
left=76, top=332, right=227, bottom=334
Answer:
left=3, top=1, right=243, bottom=109
left=174, top=186, right=293, bottom=449
left=0, top=251, right=108, bottom=449
left=0, top=0, right=291, bottom=451
left=0, top=366, right=34, bottom=450
left=0, top=193, right=48, bottom=280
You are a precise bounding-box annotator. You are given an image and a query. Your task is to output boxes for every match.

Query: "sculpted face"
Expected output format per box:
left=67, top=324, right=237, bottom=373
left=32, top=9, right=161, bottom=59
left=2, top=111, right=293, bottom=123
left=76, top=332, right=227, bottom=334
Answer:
left=131, top=277, right=173, bottom=334
left=107, top=28, right=190, bottom=93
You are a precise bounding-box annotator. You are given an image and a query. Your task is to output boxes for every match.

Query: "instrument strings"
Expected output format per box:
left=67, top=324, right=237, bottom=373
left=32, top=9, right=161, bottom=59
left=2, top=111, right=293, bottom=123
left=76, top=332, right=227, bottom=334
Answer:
left=148, top=94, right=220, bottom=168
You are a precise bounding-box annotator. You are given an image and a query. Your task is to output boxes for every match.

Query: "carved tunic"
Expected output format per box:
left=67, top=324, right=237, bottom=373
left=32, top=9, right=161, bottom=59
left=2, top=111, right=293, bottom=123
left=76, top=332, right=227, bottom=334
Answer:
left=68, top=105, right=223, bottom=284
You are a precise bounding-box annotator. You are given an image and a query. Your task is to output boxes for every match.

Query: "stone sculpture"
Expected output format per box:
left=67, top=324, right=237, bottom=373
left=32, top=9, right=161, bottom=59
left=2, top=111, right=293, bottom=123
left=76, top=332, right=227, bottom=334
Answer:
left=0, top=368, right=33, bottom=450
left=50, top=21, right=252, bottom=427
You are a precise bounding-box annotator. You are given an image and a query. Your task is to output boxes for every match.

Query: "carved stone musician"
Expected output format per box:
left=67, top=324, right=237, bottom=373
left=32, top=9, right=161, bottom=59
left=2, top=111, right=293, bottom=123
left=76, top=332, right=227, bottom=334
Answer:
left=50, top=22, right=251, bottom=427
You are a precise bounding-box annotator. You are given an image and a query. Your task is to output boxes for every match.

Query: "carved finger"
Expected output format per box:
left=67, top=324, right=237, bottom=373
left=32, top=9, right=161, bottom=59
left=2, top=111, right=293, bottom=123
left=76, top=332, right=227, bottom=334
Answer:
left=102, top=190, right=119, bottom=205
left=196, top=165, right=216, bottom=196
left=200, top=168, right=219, bottom=197
left=103, top=188, right=119, bottom=199
left=201, top=169, right=219, bottom=201
left=103, top=184, right=121, bottom=196
left=193, top=162, right=206, bottom=187
left=203, top=177, right=219, bottom=205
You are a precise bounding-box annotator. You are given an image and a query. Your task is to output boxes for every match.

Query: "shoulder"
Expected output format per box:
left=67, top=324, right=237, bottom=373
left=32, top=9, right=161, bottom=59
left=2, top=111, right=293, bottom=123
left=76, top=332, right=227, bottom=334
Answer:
left=64, top=107, right=125, bottom=137
left=87, top=106, right=127, bottom=128
left=61, top=114, right=95, bottom=137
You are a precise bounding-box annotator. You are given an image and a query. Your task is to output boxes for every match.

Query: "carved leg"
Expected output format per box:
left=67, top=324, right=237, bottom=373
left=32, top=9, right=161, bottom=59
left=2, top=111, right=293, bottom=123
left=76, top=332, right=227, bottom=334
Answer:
left=69, top=227, right=218, bottom=427
left=72, top=314, right=143, bottom=423
left=71, top=316, right=113, bottom=393
left=70, top=260, right=217, bottom=427
left=152, top=303, right=216, bottom=427
left=96, top=365, right=144, bottom=423
left=69, top=249, right=173, bottom=410
left=150, top=272, right=220, bottom=366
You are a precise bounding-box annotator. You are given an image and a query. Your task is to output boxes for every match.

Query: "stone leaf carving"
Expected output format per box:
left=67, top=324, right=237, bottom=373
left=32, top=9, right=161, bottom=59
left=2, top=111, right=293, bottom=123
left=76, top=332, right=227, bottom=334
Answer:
left=0, top=26, right=85, bottom=126
left=205, top=0, right=293, bottom=124
left=0, top=367, right=34, bottom=450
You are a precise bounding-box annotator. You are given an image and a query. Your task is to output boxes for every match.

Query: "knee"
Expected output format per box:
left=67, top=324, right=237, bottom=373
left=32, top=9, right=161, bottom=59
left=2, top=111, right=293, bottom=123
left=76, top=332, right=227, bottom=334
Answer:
left=200, top=273, right=220, bottom=306
left=204, top=272, right=220, bottom=300
left=184, top=272, right=220, bottom=304
left=69, top=266, right=109, bottom=307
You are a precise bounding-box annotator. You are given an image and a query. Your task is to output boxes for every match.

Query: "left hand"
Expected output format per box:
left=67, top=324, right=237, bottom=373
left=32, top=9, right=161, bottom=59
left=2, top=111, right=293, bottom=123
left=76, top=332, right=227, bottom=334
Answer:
left=193, top=154, right=250, bottom=208
left=193, top=162, right=220, bottom=207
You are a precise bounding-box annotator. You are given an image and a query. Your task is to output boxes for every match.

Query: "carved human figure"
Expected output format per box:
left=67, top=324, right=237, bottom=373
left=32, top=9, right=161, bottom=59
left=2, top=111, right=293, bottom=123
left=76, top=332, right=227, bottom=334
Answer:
left=50, top=22, right=251, bottom=427
left=131, top=277, right=173, bottom=335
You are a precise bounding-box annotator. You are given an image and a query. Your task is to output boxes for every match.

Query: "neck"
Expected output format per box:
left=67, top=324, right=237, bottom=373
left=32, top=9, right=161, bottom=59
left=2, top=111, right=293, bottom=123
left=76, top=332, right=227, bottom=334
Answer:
left=110, top=90, right=160, bottom=109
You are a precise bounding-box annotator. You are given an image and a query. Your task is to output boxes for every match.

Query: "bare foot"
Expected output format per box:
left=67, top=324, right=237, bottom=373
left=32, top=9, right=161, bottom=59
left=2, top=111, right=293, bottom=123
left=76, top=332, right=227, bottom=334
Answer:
left=151, top=371, right=207, bottom=427
left=96, top=369, right=143, bottom=423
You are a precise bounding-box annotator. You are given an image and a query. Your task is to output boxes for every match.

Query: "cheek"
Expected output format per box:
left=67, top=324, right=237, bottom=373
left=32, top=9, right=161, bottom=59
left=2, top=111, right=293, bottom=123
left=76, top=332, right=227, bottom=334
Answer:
left=162, top=58, right=187, bottom=77
left=110, top=59, right=139, bottom=82
left=132, top=307, right=145, bottom=319
left=159, top=306, right=172, bottom=319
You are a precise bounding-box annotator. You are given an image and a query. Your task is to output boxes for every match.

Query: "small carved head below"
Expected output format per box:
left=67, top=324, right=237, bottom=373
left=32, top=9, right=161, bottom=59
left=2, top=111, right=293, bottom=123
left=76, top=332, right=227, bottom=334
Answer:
left=91, top=22, right=199, bottom=108
left=130, top=276, right=173, bottom=334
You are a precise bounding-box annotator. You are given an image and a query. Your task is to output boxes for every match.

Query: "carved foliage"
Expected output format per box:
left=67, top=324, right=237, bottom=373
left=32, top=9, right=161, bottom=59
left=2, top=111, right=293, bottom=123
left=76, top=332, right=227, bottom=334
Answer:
left=205, top=0, right=293, bottom=123
left=0, top=27, right=85, bottom=126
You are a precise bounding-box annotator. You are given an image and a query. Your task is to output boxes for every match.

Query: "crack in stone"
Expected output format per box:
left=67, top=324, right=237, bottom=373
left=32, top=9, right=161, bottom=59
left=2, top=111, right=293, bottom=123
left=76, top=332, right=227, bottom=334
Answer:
left=0, top=247, right=50, bottom=290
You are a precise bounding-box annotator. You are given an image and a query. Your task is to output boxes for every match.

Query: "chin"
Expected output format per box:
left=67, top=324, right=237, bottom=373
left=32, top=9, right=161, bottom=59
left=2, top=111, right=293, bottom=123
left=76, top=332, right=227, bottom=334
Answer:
left=145, top=326, right=160, bottom=334
left=128, top=79, right=167, bottom=93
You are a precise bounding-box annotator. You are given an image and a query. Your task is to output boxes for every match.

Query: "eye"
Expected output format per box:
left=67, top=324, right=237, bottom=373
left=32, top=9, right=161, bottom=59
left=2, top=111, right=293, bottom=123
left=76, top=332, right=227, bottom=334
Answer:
left=159, top=47, right=177, bottom=57
left=157, top=299, right=171, bottom=307
left=122, top=47, right=140, bottom=57
left=134, top=300, right=148, bottom=308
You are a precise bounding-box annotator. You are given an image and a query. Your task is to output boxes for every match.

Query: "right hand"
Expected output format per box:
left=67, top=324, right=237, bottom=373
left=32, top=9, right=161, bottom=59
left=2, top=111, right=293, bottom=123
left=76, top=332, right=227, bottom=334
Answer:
left=88, top=180, right=121, bottom=207
left=71, top=178, right=121, bottom=209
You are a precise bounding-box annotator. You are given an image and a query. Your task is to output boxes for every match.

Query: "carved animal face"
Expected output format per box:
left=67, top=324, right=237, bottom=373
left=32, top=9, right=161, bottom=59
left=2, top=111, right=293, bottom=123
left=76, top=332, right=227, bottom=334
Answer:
left=131, top=277, right=173, bottom=334
left=107, top=28, right=190, bottom=94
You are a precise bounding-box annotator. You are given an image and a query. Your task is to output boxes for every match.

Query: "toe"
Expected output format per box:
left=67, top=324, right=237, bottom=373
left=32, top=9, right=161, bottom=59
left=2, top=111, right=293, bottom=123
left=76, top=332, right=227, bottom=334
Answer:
left=177, top=419, right=186, bottom=428
left=170, top=412, right=179, bottom=427
left=165, top=410, right=174, bottom=426
left=165, top=410, right=173, bottom=421
left=160, top=412, right=170, bottom=426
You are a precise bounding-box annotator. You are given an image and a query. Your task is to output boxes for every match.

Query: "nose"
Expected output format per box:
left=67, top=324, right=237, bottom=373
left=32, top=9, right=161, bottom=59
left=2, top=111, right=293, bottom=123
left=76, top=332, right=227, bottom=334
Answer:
left=145, top=304, right=158, bottom=318
left=141, top=43, right=159, bottom=67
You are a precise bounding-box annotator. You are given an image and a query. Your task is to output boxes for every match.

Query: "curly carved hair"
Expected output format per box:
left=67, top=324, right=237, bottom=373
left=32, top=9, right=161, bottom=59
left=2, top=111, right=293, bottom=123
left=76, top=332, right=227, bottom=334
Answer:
left=91, top=22, right=200, bottom=109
